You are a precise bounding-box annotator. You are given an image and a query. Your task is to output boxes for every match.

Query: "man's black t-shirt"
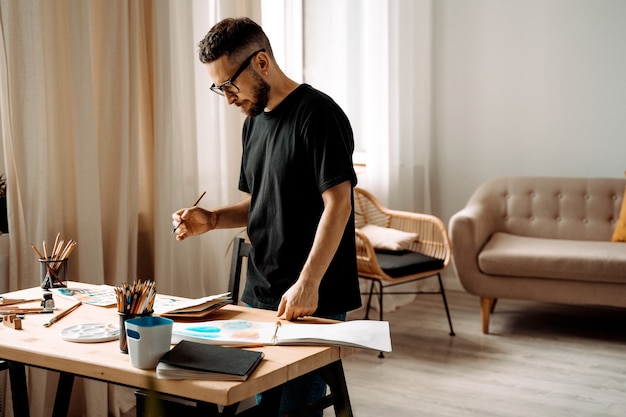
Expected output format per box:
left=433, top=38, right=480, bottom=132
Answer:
left=238, top=84, right=361, bottom=316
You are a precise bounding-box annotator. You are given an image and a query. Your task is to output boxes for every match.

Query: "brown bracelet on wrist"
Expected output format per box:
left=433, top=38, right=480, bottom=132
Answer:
left=210, top=210, right=219, bottom=231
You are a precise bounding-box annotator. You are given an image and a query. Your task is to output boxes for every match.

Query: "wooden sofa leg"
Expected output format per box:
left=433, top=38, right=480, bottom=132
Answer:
left=480, top=297, right=496, bottom=334
left=490, top=298, right=498, bottom=313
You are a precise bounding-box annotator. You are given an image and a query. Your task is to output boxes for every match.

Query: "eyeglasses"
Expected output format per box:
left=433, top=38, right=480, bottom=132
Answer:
left=210, top=49, right=265, bottom=96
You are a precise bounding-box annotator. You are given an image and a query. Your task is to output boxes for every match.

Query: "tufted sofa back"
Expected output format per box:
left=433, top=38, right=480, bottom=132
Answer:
left=466, top=176, right=626, bottom=241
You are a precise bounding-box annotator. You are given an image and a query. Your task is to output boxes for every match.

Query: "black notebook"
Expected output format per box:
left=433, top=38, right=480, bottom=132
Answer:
left=156, top=340, right=264, bottom=381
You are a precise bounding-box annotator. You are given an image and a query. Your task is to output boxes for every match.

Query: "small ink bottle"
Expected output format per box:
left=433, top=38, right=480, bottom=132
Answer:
left=41, top=293, right=55, bottom=310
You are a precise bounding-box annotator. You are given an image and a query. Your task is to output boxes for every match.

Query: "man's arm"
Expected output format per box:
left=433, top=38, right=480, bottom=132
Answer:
left=173, top=195, right=250, bottom=241
left=277, top=180, right=353, bottom=320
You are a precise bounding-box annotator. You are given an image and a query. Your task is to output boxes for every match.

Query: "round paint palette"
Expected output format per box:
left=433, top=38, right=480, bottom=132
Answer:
left=61, top=323, right=119, bottom=343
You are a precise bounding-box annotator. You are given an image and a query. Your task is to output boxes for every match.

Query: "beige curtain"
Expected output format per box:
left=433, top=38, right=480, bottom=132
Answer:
left=0, top=1, right=154, bottom=415
left=0, top=0, right=261, bottom=415
left=0, top=0, right=150, bottom=292
left=303, top=0, right=434, bottom=213
left=151, top=0, right=258, bottom=300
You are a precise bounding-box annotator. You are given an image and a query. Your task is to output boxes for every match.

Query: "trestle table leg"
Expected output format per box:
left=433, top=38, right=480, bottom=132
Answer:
left=52, top=371, right=75, bottom=417
left=318, top=360, right=353, bottom=417
left=7, top=361, right=30, bottom=417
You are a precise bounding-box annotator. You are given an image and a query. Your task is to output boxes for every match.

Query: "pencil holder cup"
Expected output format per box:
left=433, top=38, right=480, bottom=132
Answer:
left=125, top=316, right=173, bottom=369
left=118, top=311, right=153, bottom=354
left=39, top=258, right=68, bottom=289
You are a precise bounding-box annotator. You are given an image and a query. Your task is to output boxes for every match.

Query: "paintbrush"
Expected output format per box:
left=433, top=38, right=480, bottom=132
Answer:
left=0, top=298, right=40, bottom=306
left=172, top=191, right=207, bottom=233
left=43, top=301, right=82, bottom=327
left=0, top=308, right=54, bottom=314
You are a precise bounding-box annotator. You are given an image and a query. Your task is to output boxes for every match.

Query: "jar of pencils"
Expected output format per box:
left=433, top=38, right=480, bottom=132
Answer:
left=39, top=258, right=68, bottom=289
left=32, top=235, right=77, bottom=290
left=118, top=311, right=153, bottom=354
left=115, top=280, right=157, bottom=353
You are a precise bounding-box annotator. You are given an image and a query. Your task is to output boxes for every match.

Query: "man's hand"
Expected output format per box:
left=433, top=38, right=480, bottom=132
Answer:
left=172, top=207, right=215, bottom=241
left=277, top=279, right=320, bottom=321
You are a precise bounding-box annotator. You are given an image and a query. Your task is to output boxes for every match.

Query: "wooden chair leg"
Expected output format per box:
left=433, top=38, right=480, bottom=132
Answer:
left=480, top=297, right=495, bottom=334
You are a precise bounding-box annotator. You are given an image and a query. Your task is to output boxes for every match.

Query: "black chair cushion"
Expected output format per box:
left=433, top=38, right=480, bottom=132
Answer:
left=374, top=250, right=444, bottom=278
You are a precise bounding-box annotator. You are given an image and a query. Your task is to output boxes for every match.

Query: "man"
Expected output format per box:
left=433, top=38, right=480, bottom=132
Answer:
left=172, top=17, right=361, bottom=415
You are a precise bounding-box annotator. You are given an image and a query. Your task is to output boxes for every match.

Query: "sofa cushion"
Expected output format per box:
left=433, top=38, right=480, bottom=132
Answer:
left=375, top=250, right=444, bottom=278
left=478, top=232, right=626, bottom=284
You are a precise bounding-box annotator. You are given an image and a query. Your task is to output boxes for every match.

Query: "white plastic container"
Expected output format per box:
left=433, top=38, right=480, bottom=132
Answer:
left=125, top=316, right=173, bottom=369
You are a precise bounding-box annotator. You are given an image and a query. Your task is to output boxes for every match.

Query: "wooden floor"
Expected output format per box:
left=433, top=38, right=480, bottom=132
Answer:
left=338, top=289, right=626, bottom=417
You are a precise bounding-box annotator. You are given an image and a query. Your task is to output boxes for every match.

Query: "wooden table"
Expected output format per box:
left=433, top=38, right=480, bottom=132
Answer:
left=0, top=285, right=356, bottom=417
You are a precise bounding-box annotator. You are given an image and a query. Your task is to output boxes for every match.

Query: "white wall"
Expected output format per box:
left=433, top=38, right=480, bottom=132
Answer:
left=432, top=0, right=626, bottom=223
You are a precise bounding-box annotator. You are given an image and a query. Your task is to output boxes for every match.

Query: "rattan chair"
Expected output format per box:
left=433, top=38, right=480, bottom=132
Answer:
left=354, top=188, right=455, bottom=344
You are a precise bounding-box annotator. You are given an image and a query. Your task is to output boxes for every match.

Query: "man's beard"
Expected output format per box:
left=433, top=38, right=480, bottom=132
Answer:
left=245, top=71, right=270, bottom=117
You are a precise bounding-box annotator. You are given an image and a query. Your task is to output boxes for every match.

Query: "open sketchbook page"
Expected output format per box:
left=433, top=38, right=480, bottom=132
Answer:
left=171, top=319, right=392, bottom=352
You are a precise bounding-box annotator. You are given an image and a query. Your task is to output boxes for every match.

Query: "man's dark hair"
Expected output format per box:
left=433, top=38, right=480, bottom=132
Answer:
left=198, top=17, right=273, bottom=64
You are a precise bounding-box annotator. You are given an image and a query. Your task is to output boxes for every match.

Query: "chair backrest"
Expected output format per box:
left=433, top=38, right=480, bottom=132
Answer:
left=354, top=188, right=391, bottom=229
left=354, top=187, right=451, bottom=264
left=227, top=237, right=252, bottom=304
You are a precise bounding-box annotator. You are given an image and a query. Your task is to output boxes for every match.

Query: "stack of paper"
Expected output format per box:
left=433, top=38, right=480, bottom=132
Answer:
left=154, top=293, right=232, bottom=319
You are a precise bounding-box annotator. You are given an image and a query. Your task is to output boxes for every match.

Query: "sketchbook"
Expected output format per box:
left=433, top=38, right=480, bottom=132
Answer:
left=156, top=340, right=264, bottom=381
left=171, top=319, right=392, bottom=352
left=153, top=293, right=232, bottom=319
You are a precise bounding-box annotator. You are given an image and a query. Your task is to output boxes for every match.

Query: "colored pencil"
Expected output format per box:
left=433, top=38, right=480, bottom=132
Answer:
left=114, top=280, right=156, bottom=315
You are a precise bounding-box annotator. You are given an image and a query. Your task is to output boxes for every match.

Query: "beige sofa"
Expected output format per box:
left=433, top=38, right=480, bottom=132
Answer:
left=449, top=176, right=626, bottom=333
